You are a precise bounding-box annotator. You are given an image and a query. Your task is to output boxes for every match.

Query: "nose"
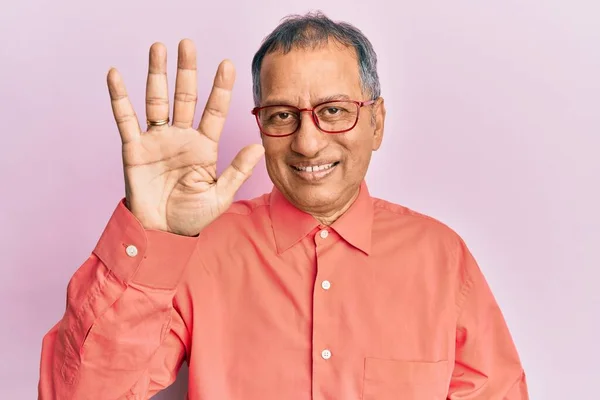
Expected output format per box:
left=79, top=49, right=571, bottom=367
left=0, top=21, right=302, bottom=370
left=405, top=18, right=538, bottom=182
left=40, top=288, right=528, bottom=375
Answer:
left=290, top=112, right=328, bottom=157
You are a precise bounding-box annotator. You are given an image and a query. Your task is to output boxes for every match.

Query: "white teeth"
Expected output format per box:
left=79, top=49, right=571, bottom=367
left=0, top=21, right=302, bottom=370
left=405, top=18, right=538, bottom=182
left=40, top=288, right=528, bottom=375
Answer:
left=295, top=163, right=335, bottom=172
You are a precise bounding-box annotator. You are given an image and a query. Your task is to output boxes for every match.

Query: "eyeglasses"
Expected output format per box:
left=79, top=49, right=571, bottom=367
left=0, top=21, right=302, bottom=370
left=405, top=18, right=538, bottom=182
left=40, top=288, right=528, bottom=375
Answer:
left=251, top=99, right=375, bottom=137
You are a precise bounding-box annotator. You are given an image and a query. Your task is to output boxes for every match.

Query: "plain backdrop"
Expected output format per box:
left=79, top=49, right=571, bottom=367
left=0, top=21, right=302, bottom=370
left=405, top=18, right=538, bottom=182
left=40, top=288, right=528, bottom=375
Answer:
left=1, top=0, right=598, bottom=398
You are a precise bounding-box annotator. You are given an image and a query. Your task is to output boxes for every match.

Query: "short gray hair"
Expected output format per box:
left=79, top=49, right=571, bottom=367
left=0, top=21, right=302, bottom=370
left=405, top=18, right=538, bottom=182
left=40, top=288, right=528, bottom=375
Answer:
left=251, top=11, right=381, bottom=106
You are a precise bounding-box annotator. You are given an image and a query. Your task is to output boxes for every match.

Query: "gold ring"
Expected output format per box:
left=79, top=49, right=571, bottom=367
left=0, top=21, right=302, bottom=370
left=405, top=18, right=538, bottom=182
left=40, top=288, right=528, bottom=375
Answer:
left=147, top=118, right=170, bottom=127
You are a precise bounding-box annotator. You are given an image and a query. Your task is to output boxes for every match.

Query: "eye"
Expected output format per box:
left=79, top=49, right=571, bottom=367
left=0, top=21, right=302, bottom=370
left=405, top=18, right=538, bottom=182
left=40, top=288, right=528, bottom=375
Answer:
left=325, top=107, right=341, bottom=115
left=265, top=109, right=296, bottom=122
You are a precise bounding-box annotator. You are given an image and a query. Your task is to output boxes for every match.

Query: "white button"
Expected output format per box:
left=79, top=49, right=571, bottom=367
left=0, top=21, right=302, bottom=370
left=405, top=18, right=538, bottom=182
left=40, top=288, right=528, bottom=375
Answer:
left=321, top=349, right=332, bottom=360
left=125, top=245, right=138, bottom=257
left=319, top=230, right=329, bottom=239
left=321, top=280, right=331, bottom=290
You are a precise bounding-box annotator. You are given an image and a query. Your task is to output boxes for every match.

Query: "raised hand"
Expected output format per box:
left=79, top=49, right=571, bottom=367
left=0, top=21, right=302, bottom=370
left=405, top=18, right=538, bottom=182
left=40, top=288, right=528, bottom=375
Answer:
left=107, top=39, right=264, bottom=236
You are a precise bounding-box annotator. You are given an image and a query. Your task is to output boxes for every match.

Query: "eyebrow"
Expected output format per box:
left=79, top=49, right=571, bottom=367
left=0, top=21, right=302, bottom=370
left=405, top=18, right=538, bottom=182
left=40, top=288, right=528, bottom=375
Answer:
left=260, top=93, right=352, bottom=107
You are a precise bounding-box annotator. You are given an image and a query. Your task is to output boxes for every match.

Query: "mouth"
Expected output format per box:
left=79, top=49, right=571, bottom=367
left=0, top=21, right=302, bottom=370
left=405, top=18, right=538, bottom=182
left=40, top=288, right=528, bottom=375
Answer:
left=290, top=161, right=340, bottom=182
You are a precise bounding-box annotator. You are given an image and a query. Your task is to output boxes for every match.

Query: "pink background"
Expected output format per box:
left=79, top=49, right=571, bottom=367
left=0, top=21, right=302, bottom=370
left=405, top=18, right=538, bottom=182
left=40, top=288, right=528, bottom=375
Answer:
left=1, top=0, right=598, bottom=398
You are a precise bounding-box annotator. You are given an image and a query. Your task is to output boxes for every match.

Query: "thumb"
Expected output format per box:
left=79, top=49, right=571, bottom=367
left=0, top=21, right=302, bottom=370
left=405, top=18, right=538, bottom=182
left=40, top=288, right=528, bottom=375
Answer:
left=216, top=143, right=265, bottom=200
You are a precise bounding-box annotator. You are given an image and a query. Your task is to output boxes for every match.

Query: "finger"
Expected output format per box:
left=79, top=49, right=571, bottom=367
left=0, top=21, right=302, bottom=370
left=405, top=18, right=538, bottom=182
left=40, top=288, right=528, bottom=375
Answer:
left=216, top=144, right=265, bottom=199
left=107, top=68, right=141, bottom=143
left=146, top=43, right=170, bottom=127
left=197, top=59, right=235, bottom=142
left=172, top=39, right=198, bottom=128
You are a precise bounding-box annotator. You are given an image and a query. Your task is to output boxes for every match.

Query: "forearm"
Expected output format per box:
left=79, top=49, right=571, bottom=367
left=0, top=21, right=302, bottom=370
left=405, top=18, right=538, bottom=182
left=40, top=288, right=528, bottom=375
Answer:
left=448, top=237, right=529, bottom=400
left=38, top=200, right=197, bottom=399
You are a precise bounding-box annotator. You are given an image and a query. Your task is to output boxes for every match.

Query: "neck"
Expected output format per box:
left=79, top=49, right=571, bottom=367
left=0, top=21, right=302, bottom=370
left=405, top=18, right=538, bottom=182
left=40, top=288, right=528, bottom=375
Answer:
left=311, top=188, right=360, bottom=226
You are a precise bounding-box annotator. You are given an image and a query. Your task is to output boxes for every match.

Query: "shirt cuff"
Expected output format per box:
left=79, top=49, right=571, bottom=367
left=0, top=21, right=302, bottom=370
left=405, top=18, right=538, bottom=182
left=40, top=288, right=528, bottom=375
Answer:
left=93, top=199, right=199, bottom=289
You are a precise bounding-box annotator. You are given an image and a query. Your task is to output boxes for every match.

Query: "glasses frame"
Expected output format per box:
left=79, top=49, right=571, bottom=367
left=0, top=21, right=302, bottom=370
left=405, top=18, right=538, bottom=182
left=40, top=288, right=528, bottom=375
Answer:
left=251, top=99, right=376, bottom=138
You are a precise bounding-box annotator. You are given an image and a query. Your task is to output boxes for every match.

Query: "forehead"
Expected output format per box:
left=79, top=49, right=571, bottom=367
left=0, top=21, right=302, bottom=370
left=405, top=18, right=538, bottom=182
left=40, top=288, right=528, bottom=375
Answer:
left=259, top=40, right=363, bottom=104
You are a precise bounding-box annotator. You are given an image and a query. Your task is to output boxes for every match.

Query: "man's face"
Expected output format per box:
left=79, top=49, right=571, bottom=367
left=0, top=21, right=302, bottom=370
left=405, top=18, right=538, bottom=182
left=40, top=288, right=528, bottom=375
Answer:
left=259, top=40, right=385, bottom=218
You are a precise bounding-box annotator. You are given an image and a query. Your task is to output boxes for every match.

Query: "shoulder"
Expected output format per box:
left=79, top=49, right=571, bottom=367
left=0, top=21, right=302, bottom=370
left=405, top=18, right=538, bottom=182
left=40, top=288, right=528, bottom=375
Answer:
left=223, top=193, right=271, bottom=217
left=198, top=192, right=272, bottom=239
left=371, top=197, right=463, bottom=248
left=370, top=197, right=476, bottom=292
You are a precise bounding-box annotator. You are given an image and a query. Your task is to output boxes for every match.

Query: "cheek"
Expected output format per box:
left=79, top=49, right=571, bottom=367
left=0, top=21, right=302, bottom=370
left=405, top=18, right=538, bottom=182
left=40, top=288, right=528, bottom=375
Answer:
left=263, top=140, right=289, bottom=167
left=340, top=134, right=374, bottom=173
left=346, top=127, right=374, bottom=158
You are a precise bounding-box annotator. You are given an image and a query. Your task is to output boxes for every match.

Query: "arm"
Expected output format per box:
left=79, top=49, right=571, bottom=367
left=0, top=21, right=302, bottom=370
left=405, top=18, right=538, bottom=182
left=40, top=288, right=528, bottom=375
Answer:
left=448, top=238, right=529, bottom=400
left=38, top=200, right=198, bottom=399
left=39, top=37, right=262, bottom=400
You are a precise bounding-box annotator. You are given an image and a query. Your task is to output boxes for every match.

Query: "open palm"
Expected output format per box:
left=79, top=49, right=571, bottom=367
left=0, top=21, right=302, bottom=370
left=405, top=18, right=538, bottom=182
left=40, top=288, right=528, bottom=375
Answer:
left=107, top=39, right=264, bottom=236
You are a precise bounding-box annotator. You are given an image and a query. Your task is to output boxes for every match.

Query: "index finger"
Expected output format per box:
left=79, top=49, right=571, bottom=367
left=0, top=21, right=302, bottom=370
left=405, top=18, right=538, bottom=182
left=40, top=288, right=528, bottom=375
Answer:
left=107, top=68, right=141, bottom=144
left=196, top=59, right=235, bottom=143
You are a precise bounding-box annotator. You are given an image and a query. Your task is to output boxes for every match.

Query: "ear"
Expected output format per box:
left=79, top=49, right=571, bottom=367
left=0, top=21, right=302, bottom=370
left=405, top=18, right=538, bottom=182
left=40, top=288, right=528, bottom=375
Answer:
left=372, top=97, right=386, bottom=151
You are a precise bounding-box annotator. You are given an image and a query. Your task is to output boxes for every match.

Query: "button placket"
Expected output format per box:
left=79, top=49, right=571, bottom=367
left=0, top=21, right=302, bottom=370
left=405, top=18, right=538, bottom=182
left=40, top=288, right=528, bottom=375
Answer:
left=316, top=229, right=332, bottom=293
left=313, top=225, right=336, bottom=397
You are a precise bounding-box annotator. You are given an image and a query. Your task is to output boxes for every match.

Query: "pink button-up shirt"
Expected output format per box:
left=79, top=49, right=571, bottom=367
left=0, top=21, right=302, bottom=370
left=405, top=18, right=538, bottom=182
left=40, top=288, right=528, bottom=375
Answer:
left=39, top=181, right=528, bottom=399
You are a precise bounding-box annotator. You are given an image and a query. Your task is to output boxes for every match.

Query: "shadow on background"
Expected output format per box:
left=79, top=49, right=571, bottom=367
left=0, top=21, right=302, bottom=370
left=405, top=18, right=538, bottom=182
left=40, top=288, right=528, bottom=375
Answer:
left=152, top=363, right=189, bottom=399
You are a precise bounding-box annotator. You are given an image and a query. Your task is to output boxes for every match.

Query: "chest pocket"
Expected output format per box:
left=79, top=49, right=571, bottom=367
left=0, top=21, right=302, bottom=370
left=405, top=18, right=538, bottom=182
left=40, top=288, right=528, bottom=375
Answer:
left=362, top=358, right=449, bottom=400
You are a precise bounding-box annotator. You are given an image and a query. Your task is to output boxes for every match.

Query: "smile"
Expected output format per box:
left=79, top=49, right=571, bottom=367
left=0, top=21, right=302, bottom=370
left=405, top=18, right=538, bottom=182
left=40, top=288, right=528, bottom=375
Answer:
left=292, top=162, right=338, bottom=172
left=290, top=161, right=340, bottom=181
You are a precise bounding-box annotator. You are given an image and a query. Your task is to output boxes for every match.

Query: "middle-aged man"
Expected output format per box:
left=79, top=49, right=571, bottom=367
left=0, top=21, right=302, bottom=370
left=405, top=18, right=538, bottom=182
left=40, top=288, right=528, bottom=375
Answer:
left=39, top=12, right=528, bottom=400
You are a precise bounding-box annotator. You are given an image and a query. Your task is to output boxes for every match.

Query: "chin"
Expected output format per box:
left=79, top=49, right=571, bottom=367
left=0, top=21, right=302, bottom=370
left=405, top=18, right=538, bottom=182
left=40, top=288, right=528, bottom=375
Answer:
left=291, top=183, right=340, bottom=206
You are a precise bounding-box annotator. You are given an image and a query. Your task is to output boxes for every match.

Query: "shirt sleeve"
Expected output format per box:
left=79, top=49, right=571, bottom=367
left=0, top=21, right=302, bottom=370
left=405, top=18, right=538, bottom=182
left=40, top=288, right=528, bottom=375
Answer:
left=448, top=238, right=529, bottom=400
left=38, top=200, right=200, bottom=399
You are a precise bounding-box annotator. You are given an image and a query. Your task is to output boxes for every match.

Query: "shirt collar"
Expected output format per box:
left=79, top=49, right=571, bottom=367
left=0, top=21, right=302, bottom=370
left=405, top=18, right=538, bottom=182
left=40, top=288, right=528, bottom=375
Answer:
left=269, top=180, right=374, bottom=255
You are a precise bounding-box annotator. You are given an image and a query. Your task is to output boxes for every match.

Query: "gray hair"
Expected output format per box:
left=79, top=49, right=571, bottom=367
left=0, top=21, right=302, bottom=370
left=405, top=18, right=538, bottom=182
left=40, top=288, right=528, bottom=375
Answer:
left=251, top=11, right=381, bottom=106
